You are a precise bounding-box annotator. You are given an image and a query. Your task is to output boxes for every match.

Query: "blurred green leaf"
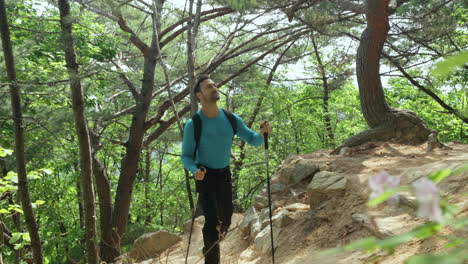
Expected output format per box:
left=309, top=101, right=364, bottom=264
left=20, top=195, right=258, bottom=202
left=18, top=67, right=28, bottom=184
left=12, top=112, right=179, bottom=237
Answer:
left=432, top=51, right=468, bottom=78
left=405, top=254, right=466, bottom=264
left=428, top=169, right=451, bottom=183
left=368, top=187, right=408, bottom=207
left=10, top=233, right=22, bottom=244
left=0, top=148, right=13, bottom=157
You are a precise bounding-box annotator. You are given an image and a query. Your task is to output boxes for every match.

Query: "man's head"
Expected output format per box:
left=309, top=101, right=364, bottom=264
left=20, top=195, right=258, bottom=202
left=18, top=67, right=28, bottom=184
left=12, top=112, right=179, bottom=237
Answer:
left=195, top=74, right=220, bottom=104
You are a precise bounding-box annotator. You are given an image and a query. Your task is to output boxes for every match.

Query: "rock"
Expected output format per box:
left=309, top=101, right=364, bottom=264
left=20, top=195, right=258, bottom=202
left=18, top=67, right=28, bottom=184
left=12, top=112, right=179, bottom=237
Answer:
left=273, top=199, right=286, bottom=208
left=285, top=203, right=310, bottom=211
left=129, top=230, right=182, bottom=262
left=254, top=225, right=280, bottom=254
left=292, top=163, right=319, bottom=184
left=270, top=183, right=287, bottom=193
left=307, top=171, right=347, bottom=209
left=278, top=165, right=295, bottom=184
left=253, top=195, right=268, bottom=209
left=400, top=192, right=417, bottom=209
left=240, top=246, right=258, bottom=261
left=183, top=216, right=204, bottom=233
left=250, top=208, right=270, bottom=238
left=339, top=147, right=350, bottom=156
left=352, top=213, right=418, bottom=238
left=272, top=209, right=293, bottom=227
left=239, top=207, right=257, bottom=235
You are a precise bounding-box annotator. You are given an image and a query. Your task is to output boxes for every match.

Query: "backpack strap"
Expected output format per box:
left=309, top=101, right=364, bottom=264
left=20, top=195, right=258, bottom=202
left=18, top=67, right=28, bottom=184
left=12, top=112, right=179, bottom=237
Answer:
left=191, top=113, right=202, bottom=160
left=222, top=108, right=237, bottom=136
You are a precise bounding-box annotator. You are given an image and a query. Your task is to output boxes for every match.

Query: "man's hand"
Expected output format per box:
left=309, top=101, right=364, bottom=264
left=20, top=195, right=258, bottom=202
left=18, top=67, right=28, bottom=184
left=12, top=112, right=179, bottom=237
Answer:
left=194, top=167, right=206, bottom=181
left=260, top=121, right=272, bottom=137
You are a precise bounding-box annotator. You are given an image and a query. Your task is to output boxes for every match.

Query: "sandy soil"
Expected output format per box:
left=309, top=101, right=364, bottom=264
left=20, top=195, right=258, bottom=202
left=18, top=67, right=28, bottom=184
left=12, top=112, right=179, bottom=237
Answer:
left=133, top=142, right=468, bottom=264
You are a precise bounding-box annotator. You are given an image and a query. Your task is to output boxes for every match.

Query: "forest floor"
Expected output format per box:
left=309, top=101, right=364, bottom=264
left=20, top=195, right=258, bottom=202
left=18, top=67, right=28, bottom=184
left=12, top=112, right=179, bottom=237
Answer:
left=130, top=142, right=468, bottom=264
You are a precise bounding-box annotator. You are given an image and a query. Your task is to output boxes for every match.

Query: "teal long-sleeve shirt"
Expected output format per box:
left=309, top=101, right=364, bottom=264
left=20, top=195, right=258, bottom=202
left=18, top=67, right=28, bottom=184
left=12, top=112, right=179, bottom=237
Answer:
left=181, top=108, right=264, bottom=174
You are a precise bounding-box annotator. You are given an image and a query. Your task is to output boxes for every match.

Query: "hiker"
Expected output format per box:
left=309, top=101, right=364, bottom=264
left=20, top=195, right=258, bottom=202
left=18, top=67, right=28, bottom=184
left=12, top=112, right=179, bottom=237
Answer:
left=181, top=74, right=271, bottom=264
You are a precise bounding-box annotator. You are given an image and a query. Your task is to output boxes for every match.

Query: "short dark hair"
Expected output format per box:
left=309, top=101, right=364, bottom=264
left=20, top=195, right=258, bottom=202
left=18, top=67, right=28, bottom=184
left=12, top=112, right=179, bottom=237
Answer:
left=194, top=74, right=210, bottom=93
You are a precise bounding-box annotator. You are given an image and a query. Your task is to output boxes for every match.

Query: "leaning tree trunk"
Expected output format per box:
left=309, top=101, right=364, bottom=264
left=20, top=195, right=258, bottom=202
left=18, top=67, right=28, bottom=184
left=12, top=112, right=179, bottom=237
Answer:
left=335, top=0, right=432, bottom=152
left=0, top=1, right=44, bottom=263
left=57, top=0, right=99, bottom=262
left=311, top=35, right=335, bottom=147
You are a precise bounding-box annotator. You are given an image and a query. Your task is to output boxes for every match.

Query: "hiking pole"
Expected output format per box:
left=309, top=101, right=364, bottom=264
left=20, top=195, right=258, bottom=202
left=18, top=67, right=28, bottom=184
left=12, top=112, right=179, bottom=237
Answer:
left=185, top=192, right=198, bottom=264
left=262, top=122, right=275, bottom=264
left=185, top=166, right=206, bottom=263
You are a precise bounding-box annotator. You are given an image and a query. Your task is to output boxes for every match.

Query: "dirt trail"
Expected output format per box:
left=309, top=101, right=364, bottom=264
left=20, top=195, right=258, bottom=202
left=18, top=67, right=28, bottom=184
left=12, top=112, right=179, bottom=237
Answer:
left=134, top=142, right=468, bottom=264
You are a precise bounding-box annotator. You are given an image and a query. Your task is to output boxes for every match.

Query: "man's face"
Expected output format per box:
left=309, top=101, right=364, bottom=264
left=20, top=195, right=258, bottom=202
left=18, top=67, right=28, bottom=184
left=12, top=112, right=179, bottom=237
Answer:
left=197, top=79, right=220, bottom=103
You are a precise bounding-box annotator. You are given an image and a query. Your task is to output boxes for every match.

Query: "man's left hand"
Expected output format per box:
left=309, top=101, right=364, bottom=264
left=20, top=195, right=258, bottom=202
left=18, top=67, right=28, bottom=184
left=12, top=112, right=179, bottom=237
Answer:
left=260, top=121, right=272, bottom=137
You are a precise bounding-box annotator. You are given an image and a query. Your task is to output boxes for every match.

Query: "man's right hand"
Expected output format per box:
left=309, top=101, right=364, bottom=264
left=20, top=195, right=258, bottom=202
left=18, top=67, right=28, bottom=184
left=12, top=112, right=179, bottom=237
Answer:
left=194, top=167, right=206, bottom=181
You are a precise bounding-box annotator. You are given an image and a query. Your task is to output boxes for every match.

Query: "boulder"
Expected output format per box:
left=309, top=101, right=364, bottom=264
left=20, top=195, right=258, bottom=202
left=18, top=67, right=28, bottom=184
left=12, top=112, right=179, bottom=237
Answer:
left=129, top=230, right=181, bottom=262
left=240, top=246, right=258, bottom=261
left=270, top=183, right=287, bottom=193
left=254, top=225, right=280, bottom=254
left=239, top=207, right=257, bottom=235
left=285, top=203, right=310, bottom=211
left=278, top=165, right=296, bottom=184
left=250, top=208, right=270, bottom=239
left=252, top=195, right=269, bottom=209
left=292, top=163, right=319, bottom=184
left=307, top=171, right=347, bottom=209
left=183, top=216, right=204, bottom=233
left=272, top=209, right=293, bottom=227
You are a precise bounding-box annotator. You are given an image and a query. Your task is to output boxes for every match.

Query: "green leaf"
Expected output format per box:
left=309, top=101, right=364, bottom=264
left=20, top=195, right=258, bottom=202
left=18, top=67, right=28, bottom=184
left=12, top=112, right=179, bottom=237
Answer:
left=11, top=207, right=24, bottom=214
left=428, top=169, right=451, bottom=183
left=35, top=200, right=45, bottom=205
left=14, top=243, right=24, bottom=250
left=444, top=239, right=466, bottom=248
left=405, top=254, right=464, bottom=264
left=344, top=237, right=378, bottom=251
left=40, top=168, right=53, bottom=175
left=0, top=209, right=9, bottom=214
left=9, top=233, right=22, bottom=244
left=5, top=171, right=17, bottom=182
left=414, top=223, right=441, bottom=239
left=376, top=232, right=415, bottom=251
left=0, top=148, right=13, bottom=157
left=432, top=51, right=468, bottom=78
left=368, top=187, right=408, bottom=207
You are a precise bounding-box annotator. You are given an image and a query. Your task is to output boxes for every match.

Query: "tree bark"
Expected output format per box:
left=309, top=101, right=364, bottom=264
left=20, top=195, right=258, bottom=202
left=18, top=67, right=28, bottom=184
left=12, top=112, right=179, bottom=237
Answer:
left=334, top=0, right=433, bottom=152
left=0, top=1, right=44, bottom=263
left=356, top=0, right=393, bottom=128
left=144, top=148, right=152, bottom=225
left=72, top=161, right=85, bottom=229
left=57, top=0, right=99, bottom=262
left=311, top=35, right=335, bottom=147
left=187, top=0, right=202, bottom=115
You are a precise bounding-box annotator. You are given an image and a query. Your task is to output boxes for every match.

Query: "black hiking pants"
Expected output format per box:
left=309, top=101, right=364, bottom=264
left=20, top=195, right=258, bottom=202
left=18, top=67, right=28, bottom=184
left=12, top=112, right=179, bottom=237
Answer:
left=196, top=166, right=233, bottom=264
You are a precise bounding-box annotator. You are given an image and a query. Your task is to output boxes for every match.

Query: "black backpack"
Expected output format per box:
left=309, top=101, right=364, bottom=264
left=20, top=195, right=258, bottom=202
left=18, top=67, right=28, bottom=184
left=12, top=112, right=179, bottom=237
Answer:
left=191, top=108, right=237, bottom=159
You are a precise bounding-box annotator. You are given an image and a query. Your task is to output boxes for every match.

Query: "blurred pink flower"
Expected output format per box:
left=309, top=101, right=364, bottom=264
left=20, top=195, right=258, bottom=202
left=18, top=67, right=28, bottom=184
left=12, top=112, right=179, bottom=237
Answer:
left=369, top=171, right=400, bottom=205
left=413, top=178, right=443, bottom=222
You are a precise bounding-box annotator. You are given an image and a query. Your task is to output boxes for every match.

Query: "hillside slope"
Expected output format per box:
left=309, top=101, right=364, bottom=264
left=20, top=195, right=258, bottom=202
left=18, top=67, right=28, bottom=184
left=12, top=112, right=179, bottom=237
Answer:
left=127, top=142, right=468, bottom=264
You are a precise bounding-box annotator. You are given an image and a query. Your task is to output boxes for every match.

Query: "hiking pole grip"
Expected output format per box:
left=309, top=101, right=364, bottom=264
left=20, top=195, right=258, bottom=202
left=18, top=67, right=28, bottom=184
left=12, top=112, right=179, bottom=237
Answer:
left=261, top=121, right=269, bottom=150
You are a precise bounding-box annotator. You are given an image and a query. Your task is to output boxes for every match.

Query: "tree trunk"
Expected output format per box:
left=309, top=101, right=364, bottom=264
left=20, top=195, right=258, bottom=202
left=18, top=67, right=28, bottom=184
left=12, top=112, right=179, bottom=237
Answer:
left=73, top=161, right=85, bottom=229
left=311, top=35, right=334, bottom=147
left=144, top=148, right=152, bottom=225
left=88, top=133, right=113, bottom=261
left=57, top=0, right=99, bottom=262
left=0, top=1, right=44, bottom=263
left=335, top=0, right=432, bottom=152
left=185, top=0, right=202, bottom=217
left=187, top=0, right=202, bottom=115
